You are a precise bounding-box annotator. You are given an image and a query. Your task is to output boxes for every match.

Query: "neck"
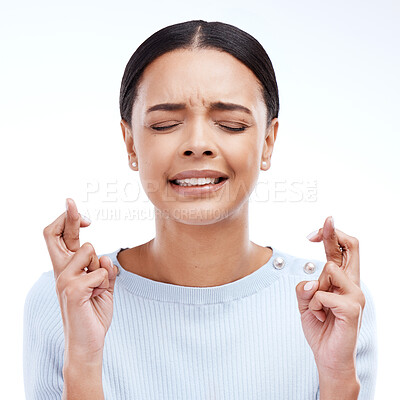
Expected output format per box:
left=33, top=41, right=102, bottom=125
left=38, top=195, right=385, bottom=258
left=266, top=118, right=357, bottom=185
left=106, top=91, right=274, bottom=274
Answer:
left=140, top=202, right=270, bottom=287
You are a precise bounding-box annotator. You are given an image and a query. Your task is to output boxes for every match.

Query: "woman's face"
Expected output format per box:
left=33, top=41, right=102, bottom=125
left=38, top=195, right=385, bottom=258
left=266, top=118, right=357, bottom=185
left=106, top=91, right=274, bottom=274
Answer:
left=121, top=48, right=278, bottom=225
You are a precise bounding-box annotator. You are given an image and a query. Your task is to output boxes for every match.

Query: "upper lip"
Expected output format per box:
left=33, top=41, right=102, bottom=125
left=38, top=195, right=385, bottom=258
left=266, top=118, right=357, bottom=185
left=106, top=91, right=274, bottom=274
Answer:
left=169, top=169, right=229, bottom=181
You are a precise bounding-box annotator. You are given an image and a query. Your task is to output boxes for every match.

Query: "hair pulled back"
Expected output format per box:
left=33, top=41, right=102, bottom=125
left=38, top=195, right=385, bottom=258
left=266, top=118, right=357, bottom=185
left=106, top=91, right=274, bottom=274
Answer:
left=120, top=20, right=279, bottom=127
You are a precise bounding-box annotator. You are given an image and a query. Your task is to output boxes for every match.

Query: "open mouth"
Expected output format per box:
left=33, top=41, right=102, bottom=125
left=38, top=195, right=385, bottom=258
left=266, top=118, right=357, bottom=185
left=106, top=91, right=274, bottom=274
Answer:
left=168, top=177, right=229, bottom=195
left=169, top=177, right=228, bottom=187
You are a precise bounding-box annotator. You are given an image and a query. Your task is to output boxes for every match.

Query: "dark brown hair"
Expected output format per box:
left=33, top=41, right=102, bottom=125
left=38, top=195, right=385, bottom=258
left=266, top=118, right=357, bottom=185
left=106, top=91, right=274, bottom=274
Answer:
left=120, top=20, right=279, bottom=127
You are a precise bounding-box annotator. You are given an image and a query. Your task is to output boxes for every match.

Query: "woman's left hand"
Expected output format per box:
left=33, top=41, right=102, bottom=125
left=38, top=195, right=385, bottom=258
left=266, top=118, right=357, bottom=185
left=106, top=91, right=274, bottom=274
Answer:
left=295, top=216, right=366, bottom=377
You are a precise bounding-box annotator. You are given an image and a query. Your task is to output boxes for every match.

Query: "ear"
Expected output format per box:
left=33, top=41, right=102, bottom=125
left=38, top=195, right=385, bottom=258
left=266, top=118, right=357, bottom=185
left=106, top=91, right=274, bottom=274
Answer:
left=120, top=119, right=138, bottom=171
left=261, top=118, right=279, bottom=171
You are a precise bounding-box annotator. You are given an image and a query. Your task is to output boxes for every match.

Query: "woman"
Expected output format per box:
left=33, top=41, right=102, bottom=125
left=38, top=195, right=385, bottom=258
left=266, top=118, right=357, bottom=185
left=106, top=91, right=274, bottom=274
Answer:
left=23, top=20, right=377, bottom=399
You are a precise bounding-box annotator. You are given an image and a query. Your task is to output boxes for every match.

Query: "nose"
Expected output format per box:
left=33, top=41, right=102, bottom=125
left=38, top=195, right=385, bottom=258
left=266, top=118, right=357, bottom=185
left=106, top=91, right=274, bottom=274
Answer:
left=178, top=119, right=218, bottom=159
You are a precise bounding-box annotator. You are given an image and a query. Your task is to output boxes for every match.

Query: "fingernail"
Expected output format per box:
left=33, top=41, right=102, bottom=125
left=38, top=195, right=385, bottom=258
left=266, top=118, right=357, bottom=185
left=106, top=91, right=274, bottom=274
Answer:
left=306, top=230, right=319, bottom=240
left=108, top=256, right=113, bottom=268
left=316, top=314, right=325, bottom=322
left=304, top=281, right=316, bottom=291
left=330, top=216, right=335, bottom=229
left=65, top=198, right=69, bottom=212
left=81, top=214, right=91, bottom=223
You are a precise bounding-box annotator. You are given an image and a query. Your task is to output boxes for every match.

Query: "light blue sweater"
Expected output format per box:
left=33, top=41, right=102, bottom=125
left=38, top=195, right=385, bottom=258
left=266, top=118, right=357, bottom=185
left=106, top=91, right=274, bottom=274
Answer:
left=23, top=246, right=378, bottom=399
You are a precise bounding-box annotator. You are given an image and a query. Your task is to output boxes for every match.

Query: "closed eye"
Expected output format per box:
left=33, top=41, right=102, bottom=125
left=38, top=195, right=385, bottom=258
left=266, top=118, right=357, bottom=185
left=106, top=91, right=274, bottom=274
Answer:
left=150, top=123, right=248, bottom=132
left=218, top=124, right=247, bottom=132
left=151, top=123, right=180, bottom=131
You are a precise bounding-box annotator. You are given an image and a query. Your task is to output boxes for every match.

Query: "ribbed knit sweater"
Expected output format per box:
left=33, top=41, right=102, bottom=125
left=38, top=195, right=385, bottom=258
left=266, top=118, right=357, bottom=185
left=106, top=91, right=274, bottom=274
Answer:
left=23, top=246, right=378, bottom=399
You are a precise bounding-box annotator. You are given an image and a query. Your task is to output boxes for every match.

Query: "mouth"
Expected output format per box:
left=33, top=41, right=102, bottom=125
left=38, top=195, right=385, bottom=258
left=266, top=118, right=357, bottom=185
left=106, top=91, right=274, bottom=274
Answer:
left=169, top=177, right=228, bottom=186
left=168, top=177, right=229, bottom=195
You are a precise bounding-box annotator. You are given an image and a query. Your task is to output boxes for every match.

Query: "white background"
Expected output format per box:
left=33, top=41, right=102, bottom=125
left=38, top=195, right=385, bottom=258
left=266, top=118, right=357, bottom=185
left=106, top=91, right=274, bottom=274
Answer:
left=1, top=0, right=398, bottom=398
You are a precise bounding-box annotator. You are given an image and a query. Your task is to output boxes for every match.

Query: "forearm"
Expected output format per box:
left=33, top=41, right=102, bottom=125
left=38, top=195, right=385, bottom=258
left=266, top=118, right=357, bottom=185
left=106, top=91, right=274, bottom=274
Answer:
left=62, top=351, right=104, bottom=400
left=318, top=367, right=360, bottom=400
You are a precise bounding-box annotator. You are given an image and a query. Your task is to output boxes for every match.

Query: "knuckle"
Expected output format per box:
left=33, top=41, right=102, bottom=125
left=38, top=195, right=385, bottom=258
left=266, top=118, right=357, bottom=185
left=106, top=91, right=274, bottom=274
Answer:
left=63, top=285, right=77, bottom=299
left=325, top=261, right=339, bottom=274
left=99, top=255, right=110, bottom=268
left=309, top=299, right=320, bottom=313
left=65, top=232, right=80, bottom=241
left=313, top=290, right=322, bottom=302
left=55, top=275, right=67, bottom=293
left=350, top=236, right=360, bottom=248
left=325, top=248, right=337, bottom=257
left=42, top=225, right=51, bottom=238
left=342, top=236, right=359, bottom=250
left=81, top=242, right=95, bottom=255
left=100, top=268, right=108, bottom=279
left=70, top=213, right=80, bottom=221
left=358, top=291, right=366, bottom=308
left=309, top=292, right=319, bottom=307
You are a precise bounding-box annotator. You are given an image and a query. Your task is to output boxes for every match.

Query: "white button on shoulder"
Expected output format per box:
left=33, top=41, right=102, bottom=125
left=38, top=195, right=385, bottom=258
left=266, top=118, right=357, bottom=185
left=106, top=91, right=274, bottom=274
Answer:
left=303, top=262, right=316, bottom=274
left=273, top=256, right=286, bottom=270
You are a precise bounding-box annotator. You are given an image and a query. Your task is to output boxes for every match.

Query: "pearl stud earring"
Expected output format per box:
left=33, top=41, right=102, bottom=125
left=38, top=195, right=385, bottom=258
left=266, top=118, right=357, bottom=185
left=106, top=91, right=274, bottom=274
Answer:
left=261, top=161, right=267, bottom=169
left=132, top=161, right=137, bottom=168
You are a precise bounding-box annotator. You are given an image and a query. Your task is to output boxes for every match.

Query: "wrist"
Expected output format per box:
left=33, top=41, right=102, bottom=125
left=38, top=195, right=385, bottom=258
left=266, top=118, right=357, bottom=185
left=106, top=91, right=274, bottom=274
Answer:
left=63, top=353, right=103, bottom=374
left=318, top=368, right=360, bottom=400
left=64, top=341, right=104, bottom=365
left=62, top=351, right=104, bottom=400
left=63, top=347, right=104, bottom=378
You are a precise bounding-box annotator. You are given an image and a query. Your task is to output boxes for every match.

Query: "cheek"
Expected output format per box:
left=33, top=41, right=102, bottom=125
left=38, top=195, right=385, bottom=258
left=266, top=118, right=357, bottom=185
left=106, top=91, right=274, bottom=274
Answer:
left=228, top=139, right=260, bottom=170
left=136, top=138, right=173, bottom=185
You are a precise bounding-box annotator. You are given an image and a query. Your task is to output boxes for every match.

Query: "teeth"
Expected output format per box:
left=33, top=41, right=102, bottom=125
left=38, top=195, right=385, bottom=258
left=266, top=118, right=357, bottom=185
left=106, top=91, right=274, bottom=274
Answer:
left=174, top=177, right=219, bottom=186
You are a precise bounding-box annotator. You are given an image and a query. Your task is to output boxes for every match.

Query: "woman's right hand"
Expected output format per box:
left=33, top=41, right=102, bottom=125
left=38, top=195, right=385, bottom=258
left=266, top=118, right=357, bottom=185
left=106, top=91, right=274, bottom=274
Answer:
left=43, top=198, right=119, bottom=358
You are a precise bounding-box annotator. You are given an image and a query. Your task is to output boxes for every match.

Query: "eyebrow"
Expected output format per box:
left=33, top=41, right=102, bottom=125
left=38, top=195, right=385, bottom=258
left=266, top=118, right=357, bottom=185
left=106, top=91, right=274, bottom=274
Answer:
left=146, top=101, right=252, bottom=115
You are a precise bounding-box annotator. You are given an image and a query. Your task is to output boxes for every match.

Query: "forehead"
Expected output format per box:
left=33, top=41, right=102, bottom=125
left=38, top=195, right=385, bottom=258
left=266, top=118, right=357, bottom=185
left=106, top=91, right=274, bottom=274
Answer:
left=135, top=48, right=265, bottom=110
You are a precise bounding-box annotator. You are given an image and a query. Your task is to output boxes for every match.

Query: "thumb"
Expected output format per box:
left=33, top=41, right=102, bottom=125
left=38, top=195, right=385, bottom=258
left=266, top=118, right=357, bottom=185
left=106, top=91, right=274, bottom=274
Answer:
left=295, top=280, right=319, bottom=314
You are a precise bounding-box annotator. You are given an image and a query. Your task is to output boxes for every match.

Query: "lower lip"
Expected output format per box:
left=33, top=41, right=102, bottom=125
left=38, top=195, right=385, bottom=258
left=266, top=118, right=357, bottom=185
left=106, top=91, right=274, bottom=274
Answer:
left=169, top=179, right=228, bottom=196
